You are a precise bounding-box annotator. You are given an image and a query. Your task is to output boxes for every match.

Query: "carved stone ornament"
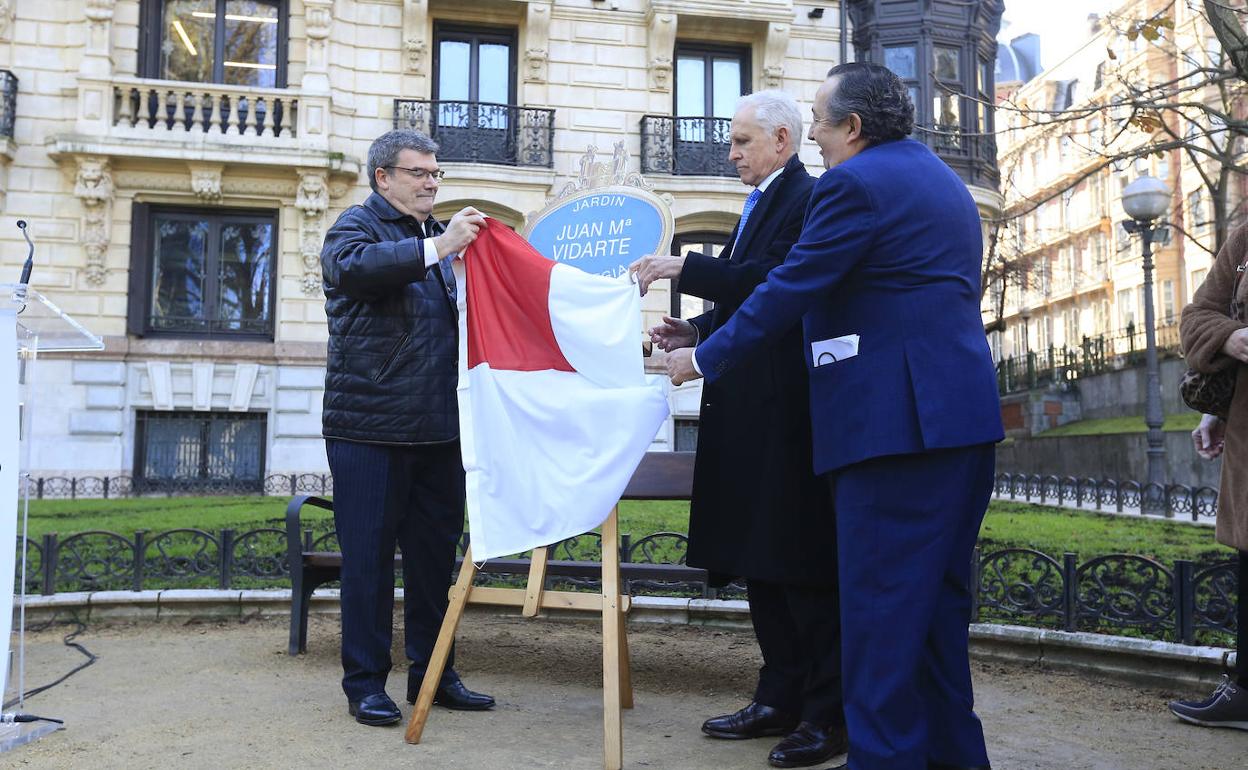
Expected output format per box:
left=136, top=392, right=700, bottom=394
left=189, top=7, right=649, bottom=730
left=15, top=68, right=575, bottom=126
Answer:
left=304, top=0, right=332, bottom=39
left=0, top=1, right=12, bottom=41
left=74, top=156, right=114, bottom=286
left=647, top=13, right=676, bottom=92
left=524, top=2, right=552, bottom=83
left=553, top=142, right=665, bottom=203
left=762, top=23, right=789, bottom=90
left=188, top=163, right=223, bottom=203
left=84, top=0, right=116, bottom=22
left=403, top=0, right=429, bottom=75
left=295, top=171, right=330, bottom=295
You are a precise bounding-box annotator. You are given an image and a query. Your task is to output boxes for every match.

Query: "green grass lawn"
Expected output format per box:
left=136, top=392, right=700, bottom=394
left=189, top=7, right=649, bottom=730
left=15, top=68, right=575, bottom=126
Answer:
left=1039, top=411, right=1202, bottom=437
left=23, top=495, right=1235, bottom=565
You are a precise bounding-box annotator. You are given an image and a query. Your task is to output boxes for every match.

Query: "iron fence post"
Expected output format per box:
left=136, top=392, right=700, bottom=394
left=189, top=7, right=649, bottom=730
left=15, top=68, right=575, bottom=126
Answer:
left=220, top=528, right=235, bottom=589
left=42, top=533, right=57, bottom=596
left=620, top=533, right=632, bottom=563
left=1116, top=483, right=1124, bottom=514
left=1175, top=560, right=1195, bottom=645
left=133, top=530, right=147, bottom=592
left=1062, top=553, right=1078, bottom=632
left=289, top=474, right=296, bottom=495
left=36, top=478, right=43, bottom=499
left=303, top=528, right=314, bottom=552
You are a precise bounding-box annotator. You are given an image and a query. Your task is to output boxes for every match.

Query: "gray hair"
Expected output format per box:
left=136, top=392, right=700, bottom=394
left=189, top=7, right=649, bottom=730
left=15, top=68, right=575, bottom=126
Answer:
left=367, top=129, right=440, bottom=192
left=822, top=62, right=914, bottom=146
left=736, top=90, right=804, bottom=145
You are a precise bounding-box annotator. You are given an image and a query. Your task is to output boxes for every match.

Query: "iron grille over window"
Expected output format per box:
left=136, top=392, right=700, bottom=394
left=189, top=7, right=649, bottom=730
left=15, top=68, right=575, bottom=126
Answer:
left=0, top=70, right=17, bottom=139
left=141, top=0, right=289, bottom=88
left=134, top=410, right=266, bottom=493
left=128, top=204, right=278, bottom=340
left=394, top=99, right=554, bottom=168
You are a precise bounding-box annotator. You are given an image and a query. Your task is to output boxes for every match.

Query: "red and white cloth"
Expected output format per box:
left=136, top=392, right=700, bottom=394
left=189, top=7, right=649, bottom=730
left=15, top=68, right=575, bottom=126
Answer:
left=454, top=220, right=669, bottom=562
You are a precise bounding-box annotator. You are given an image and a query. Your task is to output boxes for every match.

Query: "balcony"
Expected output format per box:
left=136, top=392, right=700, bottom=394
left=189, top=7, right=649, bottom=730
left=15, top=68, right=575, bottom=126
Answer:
left=918, top=124, right=1000, bottom=190
left=393, top=100, right=554, bottom=168
left=56, top=76, right=347, bottom=173
left=640, top=116, right=737, bottom=178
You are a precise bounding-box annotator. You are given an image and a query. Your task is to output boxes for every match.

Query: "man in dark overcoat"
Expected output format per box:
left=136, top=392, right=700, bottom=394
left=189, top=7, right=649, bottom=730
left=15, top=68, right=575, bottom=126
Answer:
left=632, top=90, right=844, bottom=769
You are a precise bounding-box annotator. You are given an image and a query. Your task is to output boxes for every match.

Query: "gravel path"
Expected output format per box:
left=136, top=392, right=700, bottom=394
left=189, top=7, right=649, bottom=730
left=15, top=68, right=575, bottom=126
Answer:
left=6, top=612, right=1248, bottom=769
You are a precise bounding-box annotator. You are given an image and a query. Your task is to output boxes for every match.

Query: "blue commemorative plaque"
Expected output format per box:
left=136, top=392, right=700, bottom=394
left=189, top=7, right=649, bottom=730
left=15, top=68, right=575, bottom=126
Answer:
left=524, top=145, right=673, bottom=278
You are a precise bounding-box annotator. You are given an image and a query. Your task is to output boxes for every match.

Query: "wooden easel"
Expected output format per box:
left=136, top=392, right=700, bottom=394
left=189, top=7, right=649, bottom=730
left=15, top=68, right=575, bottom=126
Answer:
left=404, top=506, right=634, bottom=770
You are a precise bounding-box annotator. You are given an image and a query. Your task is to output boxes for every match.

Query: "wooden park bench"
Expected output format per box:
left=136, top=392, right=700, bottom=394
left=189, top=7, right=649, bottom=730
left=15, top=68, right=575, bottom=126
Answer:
left=284, top=451, right=703, bottom=656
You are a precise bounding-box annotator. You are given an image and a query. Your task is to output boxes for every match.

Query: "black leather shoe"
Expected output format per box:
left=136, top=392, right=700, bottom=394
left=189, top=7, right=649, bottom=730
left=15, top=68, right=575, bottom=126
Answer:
left=767, top=722, right=849, bottom=768
left=410, top=679, right=495, bottom=711
left=702, top=701, right=800, bottom=740
left=347, top=692, right=401, bottom=726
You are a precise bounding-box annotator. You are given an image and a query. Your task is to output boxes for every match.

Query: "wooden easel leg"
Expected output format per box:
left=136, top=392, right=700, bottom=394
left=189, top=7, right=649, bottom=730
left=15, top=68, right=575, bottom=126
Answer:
left=601, top=508, right=624, bottom=770
left=405, top=546, right=479, bottom=744
left=522, top=545, right=550, bottom=618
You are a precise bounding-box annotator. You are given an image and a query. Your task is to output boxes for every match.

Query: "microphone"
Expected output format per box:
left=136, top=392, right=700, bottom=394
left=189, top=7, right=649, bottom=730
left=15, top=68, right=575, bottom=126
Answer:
left=17, top=219, right=33, bottom=285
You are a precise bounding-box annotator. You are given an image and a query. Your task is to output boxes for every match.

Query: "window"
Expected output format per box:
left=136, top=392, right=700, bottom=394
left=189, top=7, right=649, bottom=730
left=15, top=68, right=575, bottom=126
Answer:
left=1188, top=191, right=1207, bottom=227
left=1118, top=288, right=1135, bottom=328
left=1162, top=279, right=1175, bottom=324
left=885, top=44, right=920, bottom=132
left=978, top=58, right=992, bottom=132
left=673, top=419, right=700, bottom=452
left=141, top=0, right=288, bottom=87
left=1191, top=268, right=1208, bottom=301
left=135, top=410, right=266, bottom=492
left=933, top=46, right=963, bottom=144
left=128, top=204, right=277, bottom=339
left=673, top=43, right=748, bottom=175
left=434, top=24, right=516, bottom=107
left=670, top=233, right=727, bottom=319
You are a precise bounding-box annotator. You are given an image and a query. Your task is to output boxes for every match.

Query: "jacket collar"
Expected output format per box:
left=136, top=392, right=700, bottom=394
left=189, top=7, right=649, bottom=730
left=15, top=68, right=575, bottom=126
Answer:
left=731, top=153, right=804, bottom=258
left=363, top=191, right=442, bottom=233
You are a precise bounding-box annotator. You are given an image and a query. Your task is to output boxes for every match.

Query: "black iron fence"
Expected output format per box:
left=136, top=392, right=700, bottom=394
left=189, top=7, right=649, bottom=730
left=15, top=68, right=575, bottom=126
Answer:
left=18, top=474, right=334, bottom=499
left=393, top=99, right=555, bottom=168
left=996, top=322, right=1182, bottom=395
left=15, top=526, right=1237, bottom=645
left=994, top=473, right=1219, bottom=521
left=640, top=115, right=737, bottom=177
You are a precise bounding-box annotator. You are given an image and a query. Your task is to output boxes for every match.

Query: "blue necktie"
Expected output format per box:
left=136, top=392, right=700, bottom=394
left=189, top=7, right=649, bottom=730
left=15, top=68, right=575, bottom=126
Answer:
left=738, top=188, right=762, bottom=239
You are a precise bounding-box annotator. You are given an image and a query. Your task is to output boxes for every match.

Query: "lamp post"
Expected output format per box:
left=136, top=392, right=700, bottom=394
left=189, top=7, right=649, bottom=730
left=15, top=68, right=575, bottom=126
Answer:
left=1120, top=174, right=1171, bottom=515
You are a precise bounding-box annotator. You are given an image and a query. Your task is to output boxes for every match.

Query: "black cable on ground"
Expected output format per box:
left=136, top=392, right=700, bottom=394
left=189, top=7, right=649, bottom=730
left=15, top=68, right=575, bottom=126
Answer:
left=2, top=615, right=97, bottom=711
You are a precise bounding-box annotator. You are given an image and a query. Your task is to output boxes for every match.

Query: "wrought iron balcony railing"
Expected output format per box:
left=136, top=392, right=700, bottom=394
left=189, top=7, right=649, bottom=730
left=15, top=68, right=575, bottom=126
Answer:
left=0, top=69, right=16, bottom=139
left=640, top=115, right=737, bottom=177
left=917, top=124, right=999, bottom=189
left=393, top=99, right=554, bottom=168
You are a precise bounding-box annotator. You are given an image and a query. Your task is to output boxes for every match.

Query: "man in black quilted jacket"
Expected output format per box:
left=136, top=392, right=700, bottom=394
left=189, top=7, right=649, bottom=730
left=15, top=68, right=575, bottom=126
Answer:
left=320, top=129, right=491, bottom=727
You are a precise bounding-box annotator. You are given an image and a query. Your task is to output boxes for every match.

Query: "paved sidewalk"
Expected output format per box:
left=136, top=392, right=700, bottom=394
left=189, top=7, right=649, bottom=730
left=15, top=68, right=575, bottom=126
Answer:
left=8, top=613, right=1248, bottom=769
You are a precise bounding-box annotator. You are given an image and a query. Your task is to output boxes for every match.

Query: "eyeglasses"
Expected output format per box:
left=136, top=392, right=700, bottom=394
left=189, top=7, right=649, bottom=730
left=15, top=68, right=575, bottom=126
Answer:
left=386, top=166, right=446, bottom=181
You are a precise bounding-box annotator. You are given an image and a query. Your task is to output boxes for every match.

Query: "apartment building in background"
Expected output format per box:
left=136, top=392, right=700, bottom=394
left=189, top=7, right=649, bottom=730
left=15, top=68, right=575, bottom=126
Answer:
left=988, top=0, right=1240, bottom=377
left=3, top=0, right=1001, bottom=490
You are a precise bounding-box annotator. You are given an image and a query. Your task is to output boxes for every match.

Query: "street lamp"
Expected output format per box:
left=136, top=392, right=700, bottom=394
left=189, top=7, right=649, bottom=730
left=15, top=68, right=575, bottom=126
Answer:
left=1120, top=174, right=1171, bottom=514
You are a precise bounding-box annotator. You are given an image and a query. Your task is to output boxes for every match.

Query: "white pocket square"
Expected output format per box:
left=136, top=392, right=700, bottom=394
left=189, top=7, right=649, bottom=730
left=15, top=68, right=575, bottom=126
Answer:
left=811, top=334, right=860, bottom=367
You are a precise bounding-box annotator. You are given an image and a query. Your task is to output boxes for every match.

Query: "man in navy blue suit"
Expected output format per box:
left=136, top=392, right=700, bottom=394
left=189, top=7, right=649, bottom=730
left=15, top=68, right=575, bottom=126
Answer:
left=666, top=63, right=1004, bottom=770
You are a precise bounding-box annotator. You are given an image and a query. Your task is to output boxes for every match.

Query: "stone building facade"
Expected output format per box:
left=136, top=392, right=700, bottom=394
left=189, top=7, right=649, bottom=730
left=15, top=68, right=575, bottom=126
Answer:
left=3, top=0, right=847, bottom=486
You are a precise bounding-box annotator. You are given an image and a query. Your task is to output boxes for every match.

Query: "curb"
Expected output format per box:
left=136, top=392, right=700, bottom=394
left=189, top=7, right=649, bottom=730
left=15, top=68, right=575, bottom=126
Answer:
left=15, top=589, right=1235, bottom=690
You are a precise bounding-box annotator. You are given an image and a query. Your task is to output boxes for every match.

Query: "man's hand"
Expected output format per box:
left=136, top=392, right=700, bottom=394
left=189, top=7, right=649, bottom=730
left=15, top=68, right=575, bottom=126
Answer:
left=1192, top=413, right=1227, bottom=460
left=629, top=254, right=685, bottom=296
left=665, top=347, right=702, bottom=386
left=1222, top=327, right=1248, bottom=363
left=433, top=206, right=486, bottom=257
left=648, top=316, right=697, bottom=352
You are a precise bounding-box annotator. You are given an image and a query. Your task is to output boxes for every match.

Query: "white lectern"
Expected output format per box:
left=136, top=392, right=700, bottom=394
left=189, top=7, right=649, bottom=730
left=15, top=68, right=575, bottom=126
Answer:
left=0, top=283, right=102, bottom=749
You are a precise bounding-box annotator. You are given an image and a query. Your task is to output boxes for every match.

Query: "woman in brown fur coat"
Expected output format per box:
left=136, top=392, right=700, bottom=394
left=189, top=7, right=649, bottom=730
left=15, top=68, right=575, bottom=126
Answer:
left=1173, top=224, right=1248, bottom=729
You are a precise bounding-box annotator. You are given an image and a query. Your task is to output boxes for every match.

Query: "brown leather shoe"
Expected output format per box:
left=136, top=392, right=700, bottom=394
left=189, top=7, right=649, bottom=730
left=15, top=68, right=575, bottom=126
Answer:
left=767, top=721, right=849, bottom=768
left=701, top=701, right=800, bottom=740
